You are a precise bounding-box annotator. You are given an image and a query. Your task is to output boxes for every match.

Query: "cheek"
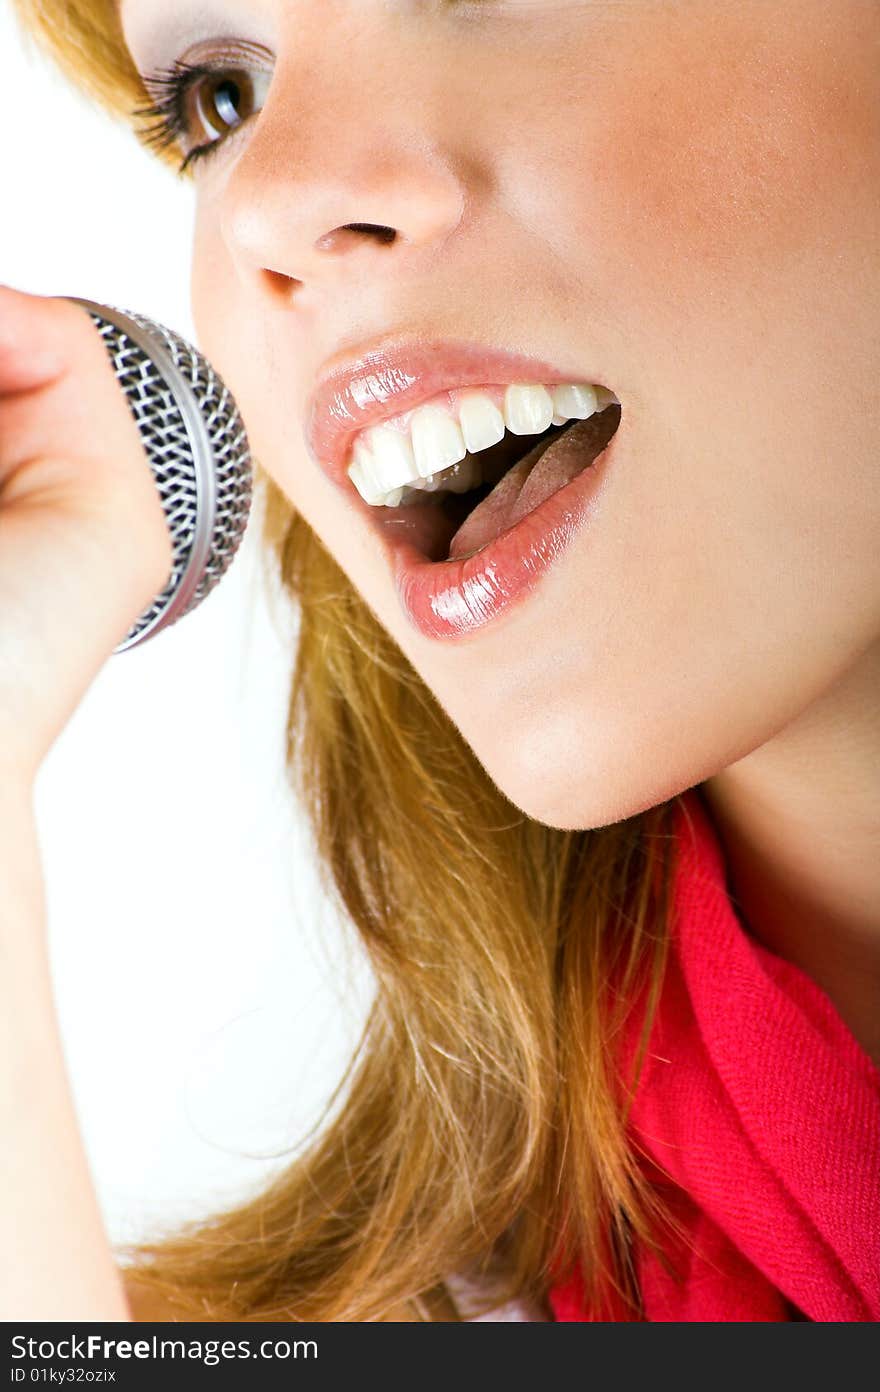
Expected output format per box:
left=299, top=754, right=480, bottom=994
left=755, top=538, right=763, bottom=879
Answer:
left=540, top=0, right=880, bottom=349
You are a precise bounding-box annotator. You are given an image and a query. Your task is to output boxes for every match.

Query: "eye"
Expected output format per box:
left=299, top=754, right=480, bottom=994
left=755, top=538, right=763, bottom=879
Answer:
left=190, top=69, right=270, bottom=149
left=194, top=72, right=254, bottom=141
left=135, top=60, right=273, bottom=175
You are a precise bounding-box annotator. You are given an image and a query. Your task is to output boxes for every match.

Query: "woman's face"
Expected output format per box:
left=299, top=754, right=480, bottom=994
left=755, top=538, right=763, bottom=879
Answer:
left=121, top=0, right=880, bottom=830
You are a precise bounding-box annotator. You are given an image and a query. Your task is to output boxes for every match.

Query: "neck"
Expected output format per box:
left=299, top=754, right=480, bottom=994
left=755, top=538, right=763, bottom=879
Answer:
left=701, top=640, right=880, bottom=1068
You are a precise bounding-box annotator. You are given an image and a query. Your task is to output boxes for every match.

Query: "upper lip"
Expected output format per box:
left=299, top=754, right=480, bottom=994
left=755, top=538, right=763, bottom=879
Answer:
left=305, top=334, right=607, bottom=489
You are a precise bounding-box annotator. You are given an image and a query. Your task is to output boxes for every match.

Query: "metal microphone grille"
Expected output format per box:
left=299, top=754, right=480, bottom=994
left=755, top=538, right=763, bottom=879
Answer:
left=68, top=299, right=254, bottom=655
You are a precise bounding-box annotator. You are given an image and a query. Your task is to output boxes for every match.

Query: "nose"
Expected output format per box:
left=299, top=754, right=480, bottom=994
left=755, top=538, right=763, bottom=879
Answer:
left=219, top=42, right=467, bottom=300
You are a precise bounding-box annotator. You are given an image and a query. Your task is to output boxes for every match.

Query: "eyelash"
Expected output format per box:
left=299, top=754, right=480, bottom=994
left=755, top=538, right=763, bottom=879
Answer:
left=133, top=60, right=251, bottom=176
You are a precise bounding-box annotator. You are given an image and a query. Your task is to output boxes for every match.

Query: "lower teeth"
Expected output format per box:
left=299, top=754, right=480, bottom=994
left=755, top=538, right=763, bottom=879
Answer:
left=395, top=460, right=474, bottom=507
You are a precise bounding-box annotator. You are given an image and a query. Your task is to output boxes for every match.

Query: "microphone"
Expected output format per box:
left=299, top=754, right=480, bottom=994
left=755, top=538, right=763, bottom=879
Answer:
left=67, top=298, right=254, bottom=655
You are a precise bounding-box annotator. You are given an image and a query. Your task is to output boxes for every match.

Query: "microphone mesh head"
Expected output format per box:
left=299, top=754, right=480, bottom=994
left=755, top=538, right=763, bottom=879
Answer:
left=69, top=300, right=254, bottom=654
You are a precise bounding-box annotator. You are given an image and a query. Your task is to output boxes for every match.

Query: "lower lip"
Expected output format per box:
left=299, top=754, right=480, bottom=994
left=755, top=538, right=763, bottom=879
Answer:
left=391, top=425, right=621, bottom=641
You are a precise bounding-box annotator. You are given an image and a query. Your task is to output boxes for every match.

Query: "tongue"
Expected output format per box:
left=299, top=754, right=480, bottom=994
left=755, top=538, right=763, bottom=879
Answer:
left=447, top=410, right=618, bottom=563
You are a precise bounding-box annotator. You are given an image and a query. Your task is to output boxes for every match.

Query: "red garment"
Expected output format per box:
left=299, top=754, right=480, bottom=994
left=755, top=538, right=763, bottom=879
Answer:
left=548, top=788, right=880, bottom=1322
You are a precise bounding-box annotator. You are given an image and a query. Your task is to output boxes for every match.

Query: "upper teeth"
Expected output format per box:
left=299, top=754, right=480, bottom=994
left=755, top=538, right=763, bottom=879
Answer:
left=346, top=382, right=619, bottom=507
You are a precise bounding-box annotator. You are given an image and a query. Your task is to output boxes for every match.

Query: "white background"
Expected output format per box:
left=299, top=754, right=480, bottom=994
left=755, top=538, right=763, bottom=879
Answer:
left=1, top=5, right=375, bottom=1249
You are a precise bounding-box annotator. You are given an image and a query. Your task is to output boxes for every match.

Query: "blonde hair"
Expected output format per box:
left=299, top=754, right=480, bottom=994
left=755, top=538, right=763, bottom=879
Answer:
left=12, top=0, right=682, bottom=1321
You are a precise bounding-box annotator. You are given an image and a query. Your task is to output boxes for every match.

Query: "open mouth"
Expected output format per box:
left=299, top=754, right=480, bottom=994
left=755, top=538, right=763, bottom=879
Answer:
left=347, top=383, right=622, bottom=564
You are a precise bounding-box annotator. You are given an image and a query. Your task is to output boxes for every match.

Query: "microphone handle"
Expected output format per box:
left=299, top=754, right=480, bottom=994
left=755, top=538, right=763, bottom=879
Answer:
left=68, top=298, right=254, bottom=655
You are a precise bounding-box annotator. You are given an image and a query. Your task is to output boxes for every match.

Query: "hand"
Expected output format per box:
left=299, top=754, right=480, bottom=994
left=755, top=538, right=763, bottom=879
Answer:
left=0, top=284, right=173, bottom=785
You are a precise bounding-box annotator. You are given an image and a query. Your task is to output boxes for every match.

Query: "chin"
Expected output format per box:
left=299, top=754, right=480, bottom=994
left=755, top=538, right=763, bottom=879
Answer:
left=458, top=703, right=693, bottom=832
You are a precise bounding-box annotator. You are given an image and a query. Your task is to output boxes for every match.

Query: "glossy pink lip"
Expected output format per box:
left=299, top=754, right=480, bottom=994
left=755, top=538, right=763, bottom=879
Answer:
left=393, top=412, right=623, bottom=641
left=306, top=336, right=606, bottom=487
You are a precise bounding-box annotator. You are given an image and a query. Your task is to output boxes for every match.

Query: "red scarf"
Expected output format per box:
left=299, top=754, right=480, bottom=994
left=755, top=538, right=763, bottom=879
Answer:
left=548, top=789, right=880, bottom=1322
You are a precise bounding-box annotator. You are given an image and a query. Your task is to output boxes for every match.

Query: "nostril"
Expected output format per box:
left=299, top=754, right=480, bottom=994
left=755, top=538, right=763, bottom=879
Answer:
left=343, top=223, right=397, bottom=244
left=265, top=268, right=298, bottom=289
left=315, top=223, right=398, bottom=254
left=260, top=268, right=302, bottom=301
